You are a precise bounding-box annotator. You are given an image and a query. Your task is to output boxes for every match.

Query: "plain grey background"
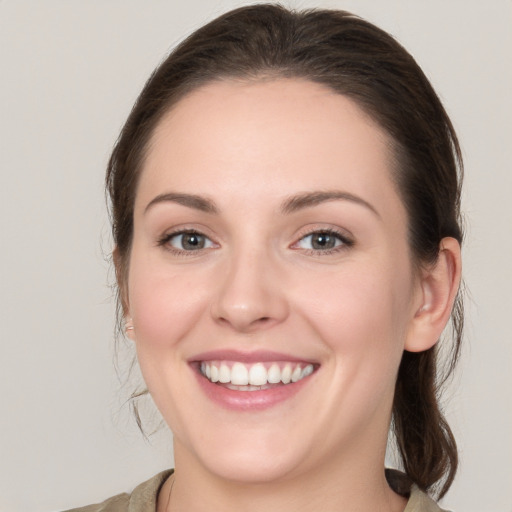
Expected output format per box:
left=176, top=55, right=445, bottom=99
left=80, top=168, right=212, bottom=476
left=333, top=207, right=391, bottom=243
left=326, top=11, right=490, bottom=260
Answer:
left=1, top=1, right=511, bottom=511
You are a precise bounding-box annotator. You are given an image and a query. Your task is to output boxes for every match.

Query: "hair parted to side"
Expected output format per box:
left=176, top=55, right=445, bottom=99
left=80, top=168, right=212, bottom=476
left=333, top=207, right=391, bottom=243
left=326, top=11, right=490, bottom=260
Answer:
left=107, top=4, right=464, bottom=499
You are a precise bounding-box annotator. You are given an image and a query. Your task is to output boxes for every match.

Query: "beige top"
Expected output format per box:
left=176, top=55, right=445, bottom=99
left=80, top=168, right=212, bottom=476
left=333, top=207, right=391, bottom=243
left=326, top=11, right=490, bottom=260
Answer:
left=64, top=470, right=448, bottom=512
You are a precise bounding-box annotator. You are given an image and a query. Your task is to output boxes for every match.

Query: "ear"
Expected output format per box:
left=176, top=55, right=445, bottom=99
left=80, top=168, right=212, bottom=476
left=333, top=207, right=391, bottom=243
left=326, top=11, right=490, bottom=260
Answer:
left=113, top=246, right=135, bottom=340
left=124, top=317, right=136, bottom=340
left=405, top=237, right=462, bottom=352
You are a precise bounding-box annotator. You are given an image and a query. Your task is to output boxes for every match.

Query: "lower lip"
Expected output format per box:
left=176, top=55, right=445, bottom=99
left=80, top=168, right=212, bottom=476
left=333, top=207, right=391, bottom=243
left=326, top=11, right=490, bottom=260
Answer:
left=193, top=367, right=314, bottom=411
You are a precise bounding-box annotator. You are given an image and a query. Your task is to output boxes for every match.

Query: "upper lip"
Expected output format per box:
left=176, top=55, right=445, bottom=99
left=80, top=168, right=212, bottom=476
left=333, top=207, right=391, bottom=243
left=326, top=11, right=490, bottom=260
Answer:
left=189, top=349, right=318, bottom=364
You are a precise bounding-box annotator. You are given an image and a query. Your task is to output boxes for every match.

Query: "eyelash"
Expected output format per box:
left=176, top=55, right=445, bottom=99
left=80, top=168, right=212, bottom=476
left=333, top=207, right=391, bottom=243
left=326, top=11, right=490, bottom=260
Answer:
left=292, top=228, right=354, bottom=255
left=157, top=228, right=354, bottom=256
left=157, top=229, right=215, bottom=256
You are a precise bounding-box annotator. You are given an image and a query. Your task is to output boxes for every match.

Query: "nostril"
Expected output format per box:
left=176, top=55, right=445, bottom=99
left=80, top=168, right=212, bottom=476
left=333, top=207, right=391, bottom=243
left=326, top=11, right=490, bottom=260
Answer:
left=216, top=314, right=274, bottom=332
left=254, top=316, right=272, bottom=326
left=210, top=283, right=289, bottom=331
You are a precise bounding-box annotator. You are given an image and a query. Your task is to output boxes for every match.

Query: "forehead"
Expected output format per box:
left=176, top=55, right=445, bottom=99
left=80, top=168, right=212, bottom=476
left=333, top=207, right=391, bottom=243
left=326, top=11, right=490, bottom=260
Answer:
left=137, top=78, right=403, bottom=221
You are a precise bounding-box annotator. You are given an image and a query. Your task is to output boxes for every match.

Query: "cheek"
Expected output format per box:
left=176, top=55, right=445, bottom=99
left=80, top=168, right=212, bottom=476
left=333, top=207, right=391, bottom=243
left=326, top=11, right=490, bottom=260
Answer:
left=297, top=260, right=413, bottom=371
left=127, top=257, right=210, bottom=351
left=126, top=258, right=213, bottom=423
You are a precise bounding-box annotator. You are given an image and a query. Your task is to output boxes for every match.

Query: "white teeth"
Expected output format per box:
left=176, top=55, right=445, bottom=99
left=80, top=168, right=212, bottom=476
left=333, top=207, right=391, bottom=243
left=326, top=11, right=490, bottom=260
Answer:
left=201, top=361, right=315, bottom=388
left=219, top=363, right=230, bottom=383
left=249, top=363, right=267, bottom=386
left=281, top=364, right=292, bottom=384
left=267, top=363, right=281, bottom=384
left=302, top=364, right=314, bottom=378
left=231, top=362, right=249, bottom=385
left=291, top=365, right=302, bottom=382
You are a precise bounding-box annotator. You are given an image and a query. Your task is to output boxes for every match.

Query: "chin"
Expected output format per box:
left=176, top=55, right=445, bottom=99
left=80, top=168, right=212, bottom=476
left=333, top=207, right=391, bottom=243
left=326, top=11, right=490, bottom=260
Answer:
left=204, top=451, right=304, bottom=484
left=176, top=428, right=310, bottom=484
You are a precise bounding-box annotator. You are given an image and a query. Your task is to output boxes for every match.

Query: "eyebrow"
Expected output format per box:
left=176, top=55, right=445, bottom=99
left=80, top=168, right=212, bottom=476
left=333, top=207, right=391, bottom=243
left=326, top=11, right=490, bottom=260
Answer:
left=144, top=190, right=380, bottom=218
left=280, top=191, right=380, bottom=218
left=144, top=192, right=219, bottom=214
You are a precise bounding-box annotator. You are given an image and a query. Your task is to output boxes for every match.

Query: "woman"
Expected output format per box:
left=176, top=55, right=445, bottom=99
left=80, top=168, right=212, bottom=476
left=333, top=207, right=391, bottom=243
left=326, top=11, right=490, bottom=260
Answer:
left=70, top=4, right=463, bottom=511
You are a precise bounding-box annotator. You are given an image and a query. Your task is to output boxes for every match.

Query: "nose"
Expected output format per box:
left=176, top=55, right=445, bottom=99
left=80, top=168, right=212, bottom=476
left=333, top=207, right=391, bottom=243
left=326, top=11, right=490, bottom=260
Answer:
left=210, top=248, right=289, bottom=333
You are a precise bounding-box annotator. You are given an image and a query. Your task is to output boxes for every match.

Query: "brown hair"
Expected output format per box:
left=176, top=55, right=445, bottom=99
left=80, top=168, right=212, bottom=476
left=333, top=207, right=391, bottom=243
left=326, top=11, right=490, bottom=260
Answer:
left=107, top=4, right=463, bottom=498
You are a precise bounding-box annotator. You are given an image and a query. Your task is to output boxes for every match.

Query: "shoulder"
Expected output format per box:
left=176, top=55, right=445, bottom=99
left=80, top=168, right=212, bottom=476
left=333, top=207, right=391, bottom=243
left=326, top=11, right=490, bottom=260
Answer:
left=62, top=470, right=173, bottom=512
left=62, top=492, right=128, bottom=512
left=386, top=469, right=450, bottom=512
left=405, top=485, right=450, bottom=512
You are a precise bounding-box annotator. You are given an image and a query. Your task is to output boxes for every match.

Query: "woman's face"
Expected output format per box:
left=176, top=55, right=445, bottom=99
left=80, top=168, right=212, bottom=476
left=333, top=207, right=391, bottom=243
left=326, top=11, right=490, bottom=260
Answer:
left=126, top=79, right=421, bottom=482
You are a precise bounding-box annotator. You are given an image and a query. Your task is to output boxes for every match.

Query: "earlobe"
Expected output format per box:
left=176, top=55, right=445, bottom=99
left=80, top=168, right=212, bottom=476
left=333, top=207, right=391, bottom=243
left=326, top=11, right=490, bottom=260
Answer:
left=124, top=318, right=136, bottom=340
left=113, top=246, right=133, bottom=339
left=405, top=237, right=462, bottom=352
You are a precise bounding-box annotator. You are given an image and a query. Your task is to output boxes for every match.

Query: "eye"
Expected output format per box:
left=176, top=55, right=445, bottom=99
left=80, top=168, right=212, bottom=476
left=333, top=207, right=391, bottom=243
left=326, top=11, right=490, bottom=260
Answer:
left=161, top=230, right=215, bottom=252
left=294, top=230, right=352, bottom=252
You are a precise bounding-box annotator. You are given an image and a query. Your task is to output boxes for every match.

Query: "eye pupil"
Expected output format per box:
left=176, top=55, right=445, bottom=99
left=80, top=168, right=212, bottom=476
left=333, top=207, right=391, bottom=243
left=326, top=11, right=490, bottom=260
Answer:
left=312, top=233, right=335, bottom=249
left=182, top=233, right=205, bottom=250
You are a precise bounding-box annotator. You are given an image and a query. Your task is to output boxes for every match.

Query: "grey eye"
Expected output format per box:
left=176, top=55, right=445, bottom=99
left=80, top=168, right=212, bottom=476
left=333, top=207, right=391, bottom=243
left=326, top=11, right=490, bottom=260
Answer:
left=296, top=232, right=344, bottom=250
left=169, top=232, right=213, bottom=251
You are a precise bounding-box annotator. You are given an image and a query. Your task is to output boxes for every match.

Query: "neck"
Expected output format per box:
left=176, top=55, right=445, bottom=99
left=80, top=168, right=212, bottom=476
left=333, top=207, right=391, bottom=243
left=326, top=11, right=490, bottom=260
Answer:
left=161, top=442, right=407, bottom=512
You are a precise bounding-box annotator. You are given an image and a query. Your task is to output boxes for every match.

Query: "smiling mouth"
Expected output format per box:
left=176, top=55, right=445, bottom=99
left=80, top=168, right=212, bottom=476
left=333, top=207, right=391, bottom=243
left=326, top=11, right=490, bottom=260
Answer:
left=199, top=361, right=316, bottom=391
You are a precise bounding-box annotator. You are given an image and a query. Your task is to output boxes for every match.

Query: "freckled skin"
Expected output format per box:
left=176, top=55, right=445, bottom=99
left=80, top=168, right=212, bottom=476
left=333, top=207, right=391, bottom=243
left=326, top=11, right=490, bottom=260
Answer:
left=127, top=79, right=423, bottom=511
